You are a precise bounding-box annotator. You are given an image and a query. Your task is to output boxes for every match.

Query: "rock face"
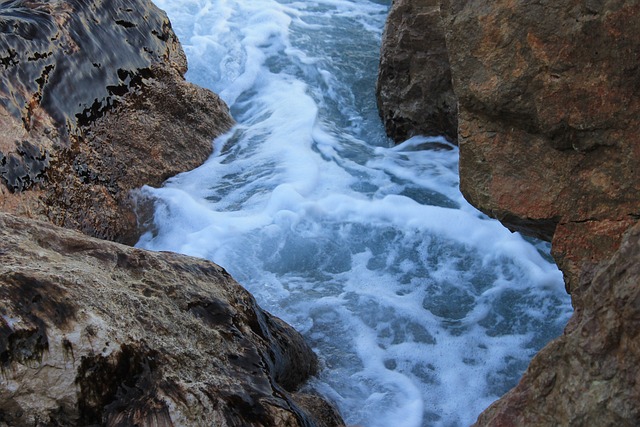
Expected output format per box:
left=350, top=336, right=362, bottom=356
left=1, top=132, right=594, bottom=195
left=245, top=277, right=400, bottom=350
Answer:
left=378, top=0, right=640, bottom=424
left=0, top=0, right=234, bottom=244
left=0, top=2, right=345, bottom=426
left=439, top=0, right=640, bottom=294
left=376, top=0, right=457, bottom=143
left=0, top=212, right=342, bottom=427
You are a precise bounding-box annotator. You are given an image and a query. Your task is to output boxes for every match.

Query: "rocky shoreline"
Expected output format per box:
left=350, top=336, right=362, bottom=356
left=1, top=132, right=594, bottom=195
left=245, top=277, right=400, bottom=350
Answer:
left=378, top=0, right=640, bottom=424
left=0, top=1, right=343, bottom=426
left=4, top=0, right=638, bottom=425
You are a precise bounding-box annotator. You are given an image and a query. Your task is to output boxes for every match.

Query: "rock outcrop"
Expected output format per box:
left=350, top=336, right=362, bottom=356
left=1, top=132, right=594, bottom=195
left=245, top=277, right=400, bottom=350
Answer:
left=439, top=0, right=640, bottom=294
left=0, top=212, right=342, bottom=427
left=0, top=2, right=345, bottom=426
left=376, top=0, right=457, bottom=143
left=0, top=0, right=234, bottom=244
left=378, top=0, right=640, bottom=424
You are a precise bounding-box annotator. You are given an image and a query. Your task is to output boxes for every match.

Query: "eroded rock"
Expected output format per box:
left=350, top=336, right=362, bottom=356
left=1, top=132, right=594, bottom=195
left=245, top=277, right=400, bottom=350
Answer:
left=376, top=0, right=457, bottom=143
left=0, top=212, right=343, bottom=427
left=0, top=0, right=234, bottom=244
left=377, top=0, right=640, bottom=424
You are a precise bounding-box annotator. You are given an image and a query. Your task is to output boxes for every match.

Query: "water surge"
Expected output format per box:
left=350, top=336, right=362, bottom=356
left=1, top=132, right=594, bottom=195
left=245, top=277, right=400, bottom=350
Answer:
left=140, top=1, right=573, bottom=425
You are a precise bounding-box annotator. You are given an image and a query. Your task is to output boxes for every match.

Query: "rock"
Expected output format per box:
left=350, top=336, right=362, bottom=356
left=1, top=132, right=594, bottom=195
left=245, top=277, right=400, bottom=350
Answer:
left=433, top=0, right=640, bottom=424
left=0, top=0, right=234, bottom=244
left=376, top=0, right=457, bottom=143
left=474, top=222, right=640, bottom=426
left=0, top=212, right=344, bottom=427
left=439, top=0, right=640, bottom=290
left=377, top=0, right=640, bottom=424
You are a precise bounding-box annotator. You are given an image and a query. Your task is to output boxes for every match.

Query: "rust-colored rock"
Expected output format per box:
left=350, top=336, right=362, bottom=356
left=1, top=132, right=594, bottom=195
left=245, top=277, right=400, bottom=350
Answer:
left=433, top=0, right=640, bottom=424
left=378, top=0, right=640, bottom=424
left=376, top=0, right=457, bottom=143
left=0, top=0, right=234, bottom=244
left=0, top=212, right=344, bottom=427
left=440, top=0, right=640, bottom=290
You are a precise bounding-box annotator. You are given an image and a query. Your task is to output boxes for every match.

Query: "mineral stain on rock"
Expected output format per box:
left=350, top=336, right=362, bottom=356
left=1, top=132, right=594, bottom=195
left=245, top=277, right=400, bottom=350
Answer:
left=0, top=321, right=48, bottom=369
left=76, top=344, right=173, bottom=427
left=0, top=272, right=76, bottom=372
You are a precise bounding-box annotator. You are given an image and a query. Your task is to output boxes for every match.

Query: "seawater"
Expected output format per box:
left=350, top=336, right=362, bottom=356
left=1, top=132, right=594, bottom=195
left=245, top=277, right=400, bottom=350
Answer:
left=140, top=1, right=573, bottom=426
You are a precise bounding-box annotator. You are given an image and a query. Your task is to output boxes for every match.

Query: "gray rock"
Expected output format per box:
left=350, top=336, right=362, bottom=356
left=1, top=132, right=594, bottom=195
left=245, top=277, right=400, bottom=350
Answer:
left=0, top=212, right=343, bottom=427
left=376, top=0, right=457, bottom=143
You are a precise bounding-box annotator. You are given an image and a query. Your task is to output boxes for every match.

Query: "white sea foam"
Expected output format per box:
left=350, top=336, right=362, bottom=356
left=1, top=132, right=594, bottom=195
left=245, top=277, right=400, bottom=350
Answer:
left=143, top=1, right=573, bottom=426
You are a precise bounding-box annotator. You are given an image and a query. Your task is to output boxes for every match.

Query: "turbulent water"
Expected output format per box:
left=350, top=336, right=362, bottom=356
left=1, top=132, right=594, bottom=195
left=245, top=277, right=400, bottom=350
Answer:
left=139, top=1, right=573, bottom=426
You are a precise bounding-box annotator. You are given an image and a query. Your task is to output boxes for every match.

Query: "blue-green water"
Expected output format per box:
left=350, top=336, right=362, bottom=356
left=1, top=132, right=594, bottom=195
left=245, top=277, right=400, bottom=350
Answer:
left=140, top=1, right=573, bottom=425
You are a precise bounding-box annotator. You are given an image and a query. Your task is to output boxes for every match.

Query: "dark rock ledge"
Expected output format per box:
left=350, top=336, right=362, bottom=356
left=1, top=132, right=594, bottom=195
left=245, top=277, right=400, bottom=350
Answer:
left=0, top=0, right=234, bottom=245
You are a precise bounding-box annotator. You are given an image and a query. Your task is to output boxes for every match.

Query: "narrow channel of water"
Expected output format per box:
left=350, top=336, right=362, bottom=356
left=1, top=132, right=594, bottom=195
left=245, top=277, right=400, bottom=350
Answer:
left=140, top=1, right=573, bottom=425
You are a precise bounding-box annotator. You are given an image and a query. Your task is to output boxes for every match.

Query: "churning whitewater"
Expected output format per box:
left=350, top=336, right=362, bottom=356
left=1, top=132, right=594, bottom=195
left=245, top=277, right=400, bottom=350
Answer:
left=139, top=1, right=573, bottom=426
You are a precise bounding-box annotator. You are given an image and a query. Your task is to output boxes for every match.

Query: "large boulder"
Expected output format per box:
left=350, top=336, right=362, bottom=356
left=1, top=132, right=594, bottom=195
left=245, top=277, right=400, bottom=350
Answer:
left=439, top=0, right=640, bottom=292
left=0, top=212, right=342, bottom=427
left=376, top=0, right=457, bottom=143
left=0, top=2, right=346, bottom=426
left=0, top=0, right=234, bottom=244
left=377, top=0, right=640, bottom=424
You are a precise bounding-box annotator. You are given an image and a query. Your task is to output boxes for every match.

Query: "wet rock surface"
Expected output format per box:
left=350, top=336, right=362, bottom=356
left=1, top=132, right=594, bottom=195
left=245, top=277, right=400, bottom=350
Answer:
left=0, top=212, right=342, bottom=427
left=0, top=2, right=345, bottom=425
left=376, top=0, right=457, bottom=143
left=0, top=0, right=234, bottom=244
left=378, top=0, right=640, bottom=424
